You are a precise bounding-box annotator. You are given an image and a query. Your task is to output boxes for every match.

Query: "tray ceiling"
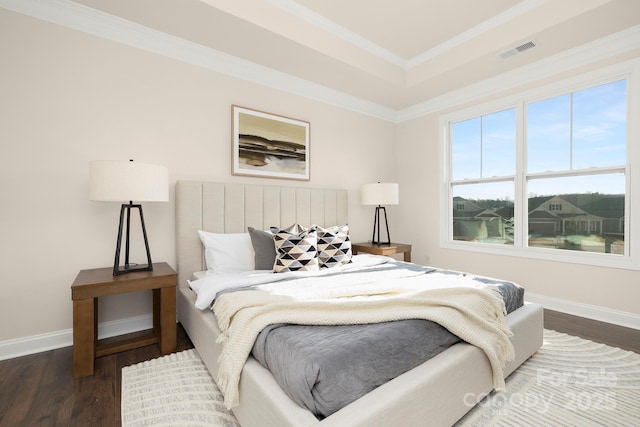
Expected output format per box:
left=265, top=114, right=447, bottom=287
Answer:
left=56, top=0, right=640, bottom=110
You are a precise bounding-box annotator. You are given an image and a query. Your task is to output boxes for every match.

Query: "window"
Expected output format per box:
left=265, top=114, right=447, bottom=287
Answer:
left=441, top=64, right=637, bottom=269
left=451, top=109, right=516, bottom=245
left=526, top=80, right=626, bottom=255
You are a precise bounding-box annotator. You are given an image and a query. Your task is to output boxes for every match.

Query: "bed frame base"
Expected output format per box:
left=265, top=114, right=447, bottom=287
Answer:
left=178, top=284, right=542, bottom=427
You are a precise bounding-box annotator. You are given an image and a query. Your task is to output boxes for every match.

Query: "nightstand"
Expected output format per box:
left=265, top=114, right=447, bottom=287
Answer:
left=71, top=262, right=177, bottom=378
left=351, top=242, right=412, bottom=262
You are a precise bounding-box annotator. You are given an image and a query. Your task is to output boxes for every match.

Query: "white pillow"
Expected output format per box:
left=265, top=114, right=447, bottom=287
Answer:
left=197, top=230, right=254, bottom=273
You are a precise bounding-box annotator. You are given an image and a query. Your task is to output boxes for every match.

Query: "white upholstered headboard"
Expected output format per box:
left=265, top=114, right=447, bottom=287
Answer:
left=175, top=181, right=348, bottom=288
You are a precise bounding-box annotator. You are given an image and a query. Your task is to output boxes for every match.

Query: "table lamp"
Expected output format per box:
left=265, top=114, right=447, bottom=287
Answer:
left=90, top=160, right=169, bottom=275
left=361, top=182, right=399, bottom=245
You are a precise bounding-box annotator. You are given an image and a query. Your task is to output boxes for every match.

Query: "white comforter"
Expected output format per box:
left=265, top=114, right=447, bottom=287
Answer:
left=188, top=254, right=395, bottom=309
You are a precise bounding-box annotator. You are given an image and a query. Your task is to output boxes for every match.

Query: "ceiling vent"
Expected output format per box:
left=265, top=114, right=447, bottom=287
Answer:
left=498, top=40, right=537, bottom=60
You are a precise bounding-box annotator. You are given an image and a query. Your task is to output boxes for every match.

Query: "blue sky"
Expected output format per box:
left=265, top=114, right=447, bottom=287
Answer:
left=452, top=79, right=626, bottom=200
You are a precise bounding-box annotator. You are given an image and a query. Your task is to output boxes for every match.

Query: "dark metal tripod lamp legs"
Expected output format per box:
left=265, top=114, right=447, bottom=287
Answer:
left=371, top=205, right=391, bottom=245
left=113, top=202, right=153, bottom=276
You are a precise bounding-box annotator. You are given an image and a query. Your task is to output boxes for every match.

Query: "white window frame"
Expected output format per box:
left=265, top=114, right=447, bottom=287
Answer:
left=439, top=60, right=640, bottom=270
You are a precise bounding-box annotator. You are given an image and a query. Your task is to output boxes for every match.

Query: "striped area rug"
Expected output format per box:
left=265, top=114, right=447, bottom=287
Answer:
left=121, top=330, right=640, bottom=426
left=457, top=329, right=640, bottom=426
left=121, top=349, right=239, bottom=427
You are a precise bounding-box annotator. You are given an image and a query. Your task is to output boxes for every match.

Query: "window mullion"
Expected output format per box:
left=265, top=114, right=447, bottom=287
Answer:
left=625, top=61, right=640, bottom=264
left=570, top=92, right=574, bottom=170
left=479, top=117, right=483, bottom=178
left=515, top=100, right=526, bottom=249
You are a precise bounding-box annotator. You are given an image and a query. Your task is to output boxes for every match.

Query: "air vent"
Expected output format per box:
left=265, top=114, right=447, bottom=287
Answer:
left=498, top=39, right=537, bottom=60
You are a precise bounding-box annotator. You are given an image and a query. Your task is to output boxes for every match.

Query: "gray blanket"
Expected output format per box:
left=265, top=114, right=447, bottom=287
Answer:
left=249, top=267, right=524, bottom=419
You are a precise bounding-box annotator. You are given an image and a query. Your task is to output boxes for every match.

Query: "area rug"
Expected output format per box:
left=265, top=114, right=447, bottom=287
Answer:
left=121, top=330, right=640, bottom=426
left=121, top=349, right=239, bottom=427
left=456, top=329, right=640, bottom=426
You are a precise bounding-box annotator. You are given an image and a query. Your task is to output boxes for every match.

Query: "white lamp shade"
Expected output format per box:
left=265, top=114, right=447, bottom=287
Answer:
left=361, top=183, right=399, bottom=206
left=90, top=160, right=169, bottom=202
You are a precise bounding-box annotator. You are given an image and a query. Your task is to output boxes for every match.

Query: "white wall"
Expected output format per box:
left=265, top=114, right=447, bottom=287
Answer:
left=0, top=9, right=397, bottom=346
left=395, top=57, right=640, bottom=324
left=2, top=6, right=639, bottom=357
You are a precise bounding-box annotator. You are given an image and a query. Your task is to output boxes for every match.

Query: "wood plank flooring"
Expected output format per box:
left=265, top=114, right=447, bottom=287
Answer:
left=1, top=313, right=638, bottom=427
left=0, top=325, right=194, bottom=427
left=544, top=309, right=640, bottom=353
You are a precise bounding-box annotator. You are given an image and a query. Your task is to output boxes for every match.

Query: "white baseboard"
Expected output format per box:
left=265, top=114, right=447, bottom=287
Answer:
left=526, top=292, right=640, bottom=331
left=2, top=295, right=639, bottom=361
left=0, top=313, right=153, bottom=361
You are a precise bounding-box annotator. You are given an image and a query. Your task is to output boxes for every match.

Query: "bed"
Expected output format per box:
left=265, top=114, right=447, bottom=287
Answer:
left=176, top=180, right=544, bottom=427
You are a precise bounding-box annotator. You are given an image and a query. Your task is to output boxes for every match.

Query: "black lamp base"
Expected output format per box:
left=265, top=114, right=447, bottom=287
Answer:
left=113, top=202, right=154, bottom=276
left=371, top=205, right=391, bottom=246
left=114, top=263, right=153, bottom=276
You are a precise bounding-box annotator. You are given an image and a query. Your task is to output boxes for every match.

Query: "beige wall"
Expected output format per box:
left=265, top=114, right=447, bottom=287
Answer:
left=1, top=7, right=638, bottom=349
left=395, top=57, right=640, bottom=318
left=0, top=10, right=397, bottom=342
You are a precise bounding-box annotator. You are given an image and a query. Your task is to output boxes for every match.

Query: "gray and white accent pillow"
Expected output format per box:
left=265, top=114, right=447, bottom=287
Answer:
left=270, top=225, right=319, bottom=273
left=313, top=224, right=353, bottom=269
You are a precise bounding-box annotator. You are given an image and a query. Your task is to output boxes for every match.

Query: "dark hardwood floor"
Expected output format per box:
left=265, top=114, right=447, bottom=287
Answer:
left=0, top=325, right=194, bottom=427
left=1, top=313, right=638, bottom=427
left=543, top=309, right=640, bottom=353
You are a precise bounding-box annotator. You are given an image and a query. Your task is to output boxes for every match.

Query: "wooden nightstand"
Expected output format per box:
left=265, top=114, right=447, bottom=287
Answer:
left=352, top=242, right=412, bottom=262
left=71, top=262, right=177, bottom=378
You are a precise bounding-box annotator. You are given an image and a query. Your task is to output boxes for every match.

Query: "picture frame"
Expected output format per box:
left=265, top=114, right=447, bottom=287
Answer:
left=232, top=105, right=310, bottom=180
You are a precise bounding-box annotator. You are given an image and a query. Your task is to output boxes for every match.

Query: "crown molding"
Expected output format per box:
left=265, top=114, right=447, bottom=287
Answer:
left=266, top=0, right=407, bottom=68
left=1, top=0, right=638, bottom=124
left=0, top=0, right=398, bottom=122
left=268, top=0, right=546, bottom=70
left=406, top=0, right=546, bottom=68
left=267, top=0, right=409, bottom=70
left=397, top=24, right=640, bottom=122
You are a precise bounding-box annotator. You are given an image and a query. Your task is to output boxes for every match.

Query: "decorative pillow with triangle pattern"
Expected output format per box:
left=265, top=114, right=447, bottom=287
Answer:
left=313, top=224, right=353, bottom=269
left=270, top=225, right=319, bottom=273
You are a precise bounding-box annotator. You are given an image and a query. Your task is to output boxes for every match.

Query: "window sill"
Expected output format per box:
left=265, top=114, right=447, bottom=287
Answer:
left=440, top=240, right=639, bottom=271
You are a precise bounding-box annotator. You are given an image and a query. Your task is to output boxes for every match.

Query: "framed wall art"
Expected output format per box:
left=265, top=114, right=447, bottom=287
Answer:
left=232, top=105, right=310, bottom=180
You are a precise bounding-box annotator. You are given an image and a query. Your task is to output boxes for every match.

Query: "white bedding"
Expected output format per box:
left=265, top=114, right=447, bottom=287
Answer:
left=188, top=254, right=394, bottom=309
left=205, top=259, right=516, bottom=409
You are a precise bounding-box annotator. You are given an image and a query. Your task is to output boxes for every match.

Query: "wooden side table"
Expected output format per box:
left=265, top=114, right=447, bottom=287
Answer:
left=351, top=242, right=412, bottom=262
left=71, top=262, right=177, bottom=378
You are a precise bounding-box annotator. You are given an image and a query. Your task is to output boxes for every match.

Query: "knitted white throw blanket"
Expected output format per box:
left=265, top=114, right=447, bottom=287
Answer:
left=213, top=271, right=515, bottom=409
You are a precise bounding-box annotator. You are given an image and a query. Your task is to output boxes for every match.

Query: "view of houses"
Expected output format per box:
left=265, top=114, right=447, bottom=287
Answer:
left=453, top=193, right=625, bottom=254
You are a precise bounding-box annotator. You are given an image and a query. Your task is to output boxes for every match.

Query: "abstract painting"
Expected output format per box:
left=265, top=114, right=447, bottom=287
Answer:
left=232, top=105, right=310, bottom=180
